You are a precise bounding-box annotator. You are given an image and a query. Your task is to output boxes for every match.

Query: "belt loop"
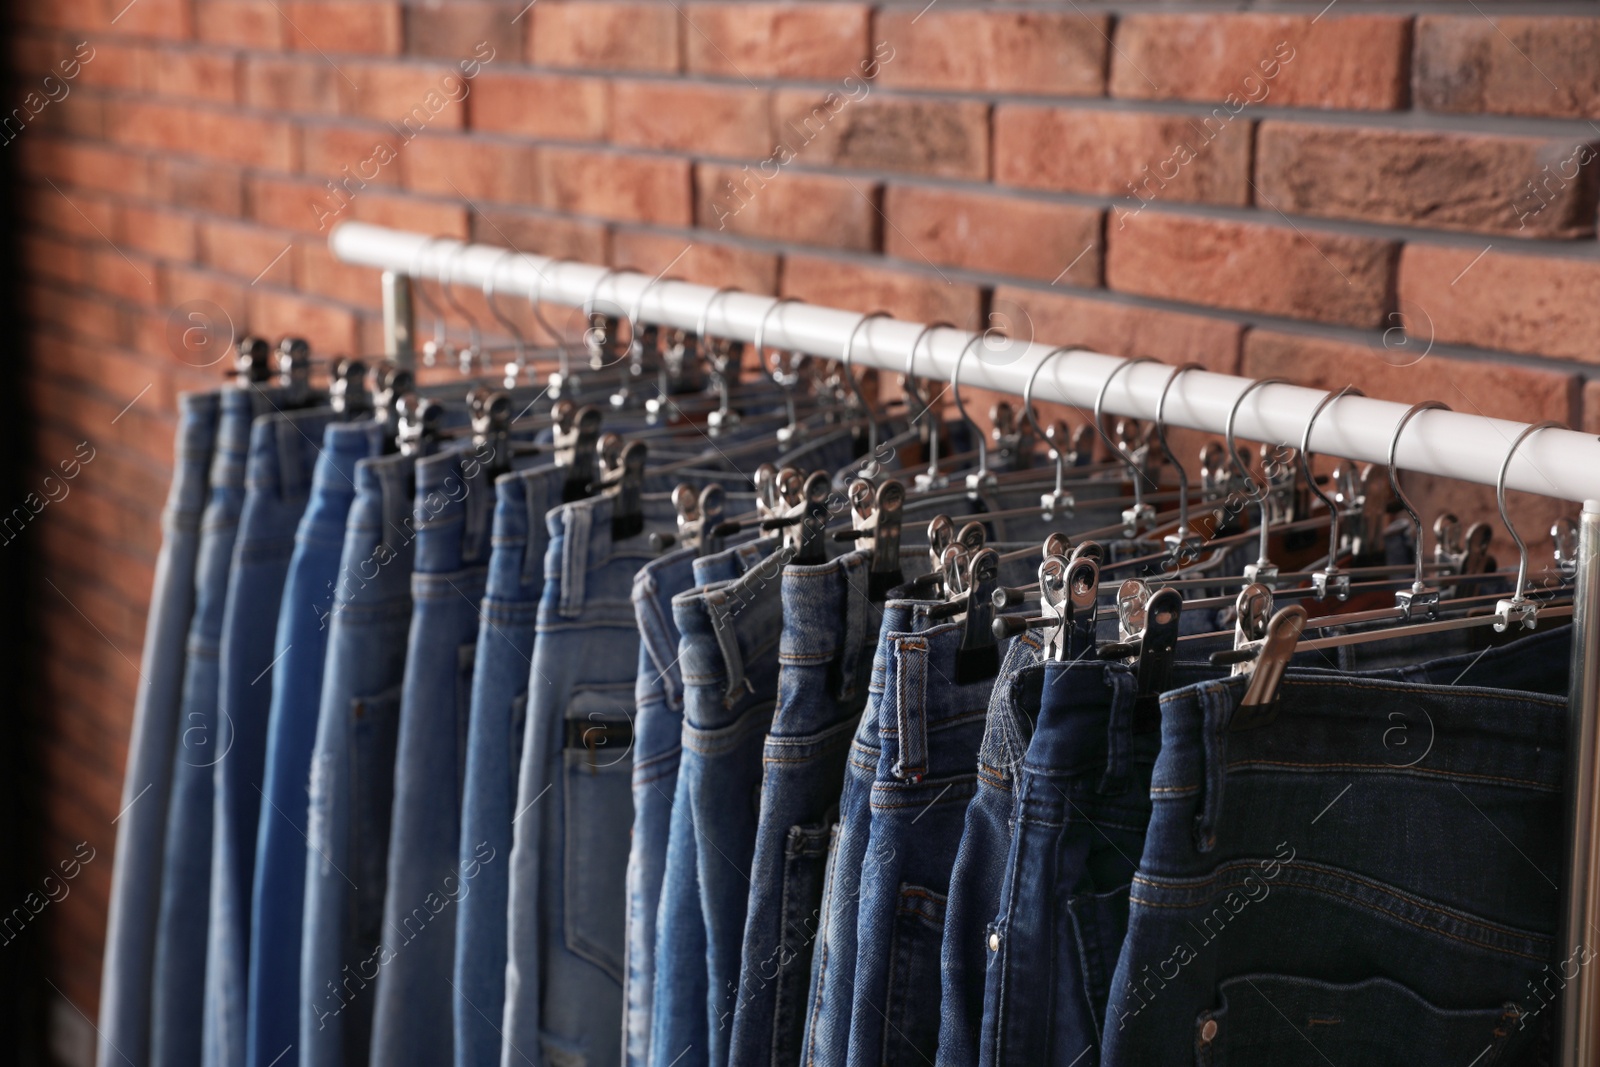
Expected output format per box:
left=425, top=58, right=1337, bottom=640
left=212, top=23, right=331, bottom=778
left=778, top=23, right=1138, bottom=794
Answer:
left=381, top=460, right=412, bottom=552
left=1192, top=682, right=1231, bottom=854
left=705, top=588, right=747, bottom=706
left=276, top=419, right=303, bottom=502
left=1099, top=668, right=1138, bottom=794
left=464, top=465, right=492, bottom=564
left=893, top=636, right=929, bottom=782
left=836, top=555, right=870, bottom=701
left=559, top=503, right=592, bottom=618
left=520, top=477, right=543, bottom=587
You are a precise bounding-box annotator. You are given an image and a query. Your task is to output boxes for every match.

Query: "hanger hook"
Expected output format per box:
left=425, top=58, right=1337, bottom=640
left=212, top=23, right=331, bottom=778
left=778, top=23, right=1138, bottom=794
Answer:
left=952, top=332, right=990, bottom=478
left=484, top=250, right=528, bottom=370
left=440, top=244, right=485, bottom=369
left=696, top=286, right=741, bottom=342
left=1023, top=344, right=1077, bottom=502
left=1155, top=362, right=1203, bottom=545
left=1387, top=400, right=1450, bottom=597
left=629, top=273, right=679, bottom=373
left=904, top=321, right=955, bottom=473
left=581, top=267, right=631, bottom=369
left=1299, top=386, right=1364, bottom=575
left=1225, top=378, right=1287, bottom=572
left=843, top=310, right=893, bottom=455
left=754, top=297, right=801, bottom=369
left=1093, top=358, right=1159, bottom=510
left=1497, top=420, right=1563, bottom=609
left=524, top=256, right=571, bottom=381
left=408, top=237, right=453, bottom=356
left=757, top=297, right=804, bottom=434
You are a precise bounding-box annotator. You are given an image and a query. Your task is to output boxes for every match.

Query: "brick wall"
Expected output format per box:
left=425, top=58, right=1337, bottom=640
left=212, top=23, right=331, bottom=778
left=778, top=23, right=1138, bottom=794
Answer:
left=10, top=0, right=1600, bottom=1034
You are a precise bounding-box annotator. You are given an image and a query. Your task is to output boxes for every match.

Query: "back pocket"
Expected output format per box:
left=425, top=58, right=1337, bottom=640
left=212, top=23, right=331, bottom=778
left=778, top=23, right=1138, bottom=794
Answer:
left=1196, top=974, right=1534, bottom=1067
left=882, top=883, right=947, bottom=1067
left=562, top=689, right=636, bottom=983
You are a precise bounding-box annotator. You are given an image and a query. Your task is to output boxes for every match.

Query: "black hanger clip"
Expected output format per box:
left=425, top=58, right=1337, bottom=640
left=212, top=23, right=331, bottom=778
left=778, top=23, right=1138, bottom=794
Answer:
left=395, top=394, right=443, bottom=458
left=1133, top=587, right=1183, bottom=731
left=329, top=357, right=369, bottom=418
left=468, top=387, right=513, bottom=481
left=234, top=335, right=273, bottom=384
left=276, top=337, right=312, bottom=404
left=608, top=440, right=648, bottom=540
left=560, top=406, right=604, bottom=503
left=954, top=547, right=1001, bottom=685
left=373, top=360, right=415, bottom=451
left=1228, top=604, right=1307, bottom=731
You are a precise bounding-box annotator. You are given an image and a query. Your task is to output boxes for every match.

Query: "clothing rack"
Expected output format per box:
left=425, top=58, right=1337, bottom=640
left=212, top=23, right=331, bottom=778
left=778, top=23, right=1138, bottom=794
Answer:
left=328, top=218, right=1600, bottom=1065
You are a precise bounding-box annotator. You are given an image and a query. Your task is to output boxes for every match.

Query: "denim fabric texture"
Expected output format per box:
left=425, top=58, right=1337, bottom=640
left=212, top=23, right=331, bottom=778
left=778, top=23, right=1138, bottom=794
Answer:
left=624, top=538, right=765, bottom=1067
left=300, top=448, right=426, bottom=1067
left=100, top=391, right=219, bottom=1067
left=152, top=384, right=290, bottom=1067
left=248, top=419, right=388, bottom=1067
left=729, top=549, right=908, bottom=1067
left=934, top=636, right=1044, bottom=1067
left=799, top=599, right=937, bottom=1067
left=205, top=406, right=335, bottom=1067
left=653, top=540, right=791, bottom=1067
left=1101, top=634, right=1571, bottom=1067
left=503, top=484, right=756, bottom=1067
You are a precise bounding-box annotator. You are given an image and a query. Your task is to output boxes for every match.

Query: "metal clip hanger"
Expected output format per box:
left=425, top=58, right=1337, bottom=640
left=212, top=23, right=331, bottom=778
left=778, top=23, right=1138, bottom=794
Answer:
left=1300, top=386, right=1363, bottom=601
left=1093, top=357, right=1160, bottom=538
left=1389, top=401, right=1449, bottom=619
left=467, top=387, right=513, bottom=481
left=830, top=477, right=906, bottom=599
left=329, top=357, right=370, bottom=418
left=395, top=393, right=444, bottom=458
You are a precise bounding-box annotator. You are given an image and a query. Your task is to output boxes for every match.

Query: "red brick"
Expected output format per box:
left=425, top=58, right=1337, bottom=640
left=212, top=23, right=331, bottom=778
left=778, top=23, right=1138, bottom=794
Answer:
left=470, top=208, right=610, bottom=263
left=282, top=1, right=402, bottom=55
left=470, top=72, right=607, bottom=140
left=109, top=101, right=297, bottom=169
left=405, top=2, right=523, bottom=63
left=28, top=285, right=121, bottom=345
left=884, top=187, right=1101, bottom=286
left=1110, top=14, right=1409, bottom=111
left=612, top=230, right=778, bottom=293
left=21, top=139, right=152, bottom=199
left=993, top=285, right=1240, bottom=373
left=404, top=134, right=538, bottom=203
left=302, top=125, right=403, bottom=186
left=1256, top=123, right=1599, bottom=239
left=531, top=2, right=681, bottom=73
left=611, top=81, right=772, bottom=158
left=18, top=0, right=98, bottom=30
left=249, top=175, right=340, bottom=234
left=54, top=91, right=108, bottom=141
left=158, top=263, right=249, bottom=326
left=536, top=148, right=690, bottom=225
left=242, top=55, right=339, bottom=114
left=1398, top=244, right=1600, bottom=363
left=26, top=234, right=89, bottom=286
left=24, top=185, right=120, bottom=242
left=773, top=91, right=989, bottom=181
left=144, top=48, right=237, bottom=103
left=349, top=190, right=469, bottom=237
left=684, top=3, right=868, bottom=79
left=199, top=219, right=296, bottom=285
left=1106, top=213, right=1397, bottom=328
left=149, top=157, right=243, bottom=215
left=1584, top=381, right=1600, bottom=435
left=995, top=106, right=1250, bottom=207
left=119, top=204, right=197, bottom=261
left=876, top=11, right=1106, bottom=95
left=340, top=62, right=468, bottom=129
left=87, top=247, right=160, bottom=304
left=695, top=164, right=875, bottom=251
left=196, top=0, right=286, bottom=47
left=73, top=40, right=145, bottom=91
left=1416, top=16, right=1600, bottom=119
left=109, top=0, right=195, bottom=40
left=781, top=253, right=982, bottom=328
left=248, top=288, right=361, bottom=352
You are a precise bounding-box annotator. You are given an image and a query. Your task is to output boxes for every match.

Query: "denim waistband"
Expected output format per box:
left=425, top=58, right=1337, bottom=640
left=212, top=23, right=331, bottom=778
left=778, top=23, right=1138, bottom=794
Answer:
left=778, top=549, right=880, bottom=705
left=673, top=542, right=792, bottom=707
left=351, top=449, right=420, bottom=553
left=485, top=464, right=569, bottom=601
left=208, top=384, right=294, bottom=493
left=170, top=391, right=222, bottom=524
left=974, top=632, right=1046, bottom=784
left=547, top=486, right=759, bottom=617
left=247, top=406, right=337, bottom=506
left=1156, top=670, right=1568, bottom=853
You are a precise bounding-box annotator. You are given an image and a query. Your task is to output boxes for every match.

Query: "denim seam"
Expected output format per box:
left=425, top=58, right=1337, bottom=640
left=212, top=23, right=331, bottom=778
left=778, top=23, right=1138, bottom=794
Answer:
left=1222, top=759, right=1557, bottom=792
left=681, top=701, right=776, bottom=754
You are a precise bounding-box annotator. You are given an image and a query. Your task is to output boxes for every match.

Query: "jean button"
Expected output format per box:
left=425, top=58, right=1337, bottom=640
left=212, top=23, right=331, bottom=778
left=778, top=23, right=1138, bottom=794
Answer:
left=987, top=932, right=1000, bottom=951
left=1199, top=1018, right=1218, bottom=1044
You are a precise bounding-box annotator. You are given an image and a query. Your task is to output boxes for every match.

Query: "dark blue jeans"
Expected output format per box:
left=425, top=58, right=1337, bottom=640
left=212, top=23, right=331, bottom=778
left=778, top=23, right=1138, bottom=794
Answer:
left=206, top=406, right=335, bottom=1067
left=1102, top=628, right=1573, bottom=1067
left=248, top=419, right=388, bottom=1067
left=100, top=391, right=219, bottom=1067
left=151, top=384, right=291, bottom=1067
left=731, top=549, right=934, bottom=1067
left=651, top=542, right=789, bottom=1067
left=625, top=538, right=769, bottom=1067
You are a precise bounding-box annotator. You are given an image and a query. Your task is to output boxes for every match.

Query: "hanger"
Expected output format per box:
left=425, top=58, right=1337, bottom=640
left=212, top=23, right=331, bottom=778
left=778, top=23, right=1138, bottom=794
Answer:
left=1093, top=356, right=1160, bottom=537
left=755, top=297, right=806, bottom=445
left=484, top=249, right=532, bottom=389
left=1153, top=362, right=1204, bottom=564
left=439, top=244, right=486, bottom=375
left=614, top=272, right=679, bottom=411
left=1021, top=344, right=1094, bottom=522
left=1300, top=385, right=1363, bottom=600
left=905, top=321, right=956, bottom=488
left=1224, top=419, right=1572, bottom=724
left=842, top=310, right=894, bottom=457
left=1387, top=401, right=1450, bottom=619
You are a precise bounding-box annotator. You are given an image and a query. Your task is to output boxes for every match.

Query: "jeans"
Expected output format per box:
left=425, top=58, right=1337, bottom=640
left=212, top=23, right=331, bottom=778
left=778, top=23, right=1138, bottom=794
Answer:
left=652, top=542, right=790, bottom=1067
left=100, top=392, right=220, bottom=1067
left=300, top=448, right=425, bottom=1067
left=373, top=446, right=544, bottom=1066
left=934, top=637, right=1045, bottom=1067
left=625, top=539, right=768, bottom=1067
left=980, top=659, right=1225, bottom=1067
left=204, top=407, right=334, bottom=1067
left=1101, top=631, right=1572, bottom=1067
left=503, top=484, right=755, bottom=1067
left=152, top=384, right=290, bottom=1067
left=799, top=600, right=937, bottom=1067
left=728, top=549, right=899, bottom=1067
left=845, top=615, right=1032, bottom=1067
left=248, top=420, right=388, bottom=1067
